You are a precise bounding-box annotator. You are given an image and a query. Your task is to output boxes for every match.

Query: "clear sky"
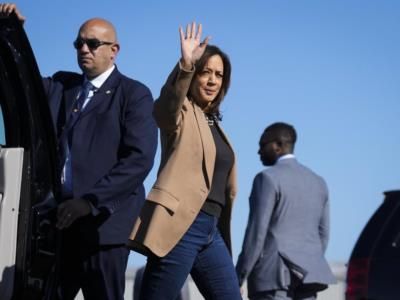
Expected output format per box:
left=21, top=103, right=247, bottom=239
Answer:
left=4, top=0, right=400, bottom=268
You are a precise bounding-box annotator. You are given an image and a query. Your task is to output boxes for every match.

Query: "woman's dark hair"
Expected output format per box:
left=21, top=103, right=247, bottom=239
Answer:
left=189, top=44, right=231, bottom=120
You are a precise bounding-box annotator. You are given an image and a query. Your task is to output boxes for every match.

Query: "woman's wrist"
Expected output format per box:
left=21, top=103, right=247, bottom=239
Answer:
left=179, top=58, right=194, bottom=72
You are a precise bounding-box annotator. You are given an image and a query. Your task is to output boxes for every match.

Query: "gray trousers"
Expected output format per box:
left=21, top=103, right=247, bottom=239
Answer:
left=250, top=290, right=316, bottom=300
left=250, top=271, right=322, bottom=300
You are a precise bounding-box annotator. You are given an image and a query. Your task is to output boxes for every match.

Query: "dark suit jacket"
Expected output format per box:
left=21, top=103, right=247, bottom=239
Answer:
left=236, top=158, right=336, bottom=297
left=42, top=67, right=157, bottom=246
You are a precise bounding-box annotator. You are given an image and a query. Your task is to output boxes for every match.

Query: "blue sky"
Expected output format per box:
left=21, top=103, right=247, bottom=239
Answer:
left=3, top=0, right=399, bottom=268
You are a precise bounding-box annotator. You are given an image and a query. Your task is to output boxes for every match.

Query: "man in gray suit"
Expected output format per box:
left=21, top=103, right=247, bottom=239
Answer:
left=236, top=122, right=336, bottom=300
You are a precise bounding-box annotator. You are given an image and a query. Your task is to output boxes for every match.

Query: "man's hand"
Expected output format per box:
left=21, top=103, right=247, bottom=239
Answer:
left=56, top=198, right=92, bottom=229
left=0, top=3, right=25, bottom=24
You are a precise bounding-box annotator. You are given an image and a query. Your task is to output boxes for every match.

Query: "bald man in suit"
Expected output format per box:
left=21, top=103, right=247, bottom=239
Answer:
left=0, top=4, right=158, bottom=299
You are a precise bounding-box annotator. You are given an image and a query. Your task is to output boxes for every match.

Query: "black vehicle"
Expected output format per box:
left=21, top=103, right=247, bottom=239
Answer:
left=0, top=13, right=60, bottom=299
left=346, top=190, right=400, bottom=300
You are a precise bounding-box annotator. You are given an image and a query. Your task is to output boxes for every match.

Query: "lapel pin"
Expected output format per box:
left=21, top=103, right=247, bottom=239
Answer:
left=106, top=90, right=111, bottom=94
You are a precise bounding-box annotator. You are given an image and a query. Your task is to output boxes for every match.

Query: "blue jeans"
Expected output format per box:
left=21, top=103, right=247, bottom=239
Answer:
left=140, top=211, right=242, bottom=300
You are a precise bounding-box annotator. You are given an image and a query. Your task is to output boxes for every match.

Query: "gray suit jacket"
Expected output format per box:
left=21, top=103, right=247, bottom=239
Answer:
left=236, top=158, right=336, bottom=297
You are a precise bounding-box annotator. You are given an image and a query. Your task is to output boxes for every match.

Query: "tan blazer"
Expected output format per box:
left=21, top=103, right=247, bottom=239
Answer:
left=127, top=63, right=237, bottom=257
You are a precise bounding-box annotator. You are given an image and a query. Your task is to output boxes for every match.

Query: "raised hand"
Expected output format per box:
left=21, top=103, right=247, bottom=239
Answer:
left=179, top=22, right=210, bottom=70
left=0, top=3, right=26, bottom=24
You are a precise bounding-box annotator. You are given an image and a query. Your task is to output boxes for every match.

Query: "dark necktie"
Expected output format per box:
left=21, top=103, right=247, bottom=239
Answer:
left=58, top=81, right=93, bottom=173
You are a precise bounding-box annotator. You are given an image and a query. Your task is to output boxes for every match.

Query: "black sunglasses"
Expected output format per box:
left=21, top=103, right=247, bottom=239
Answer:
left=73, top=38, right=114, bottom=50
